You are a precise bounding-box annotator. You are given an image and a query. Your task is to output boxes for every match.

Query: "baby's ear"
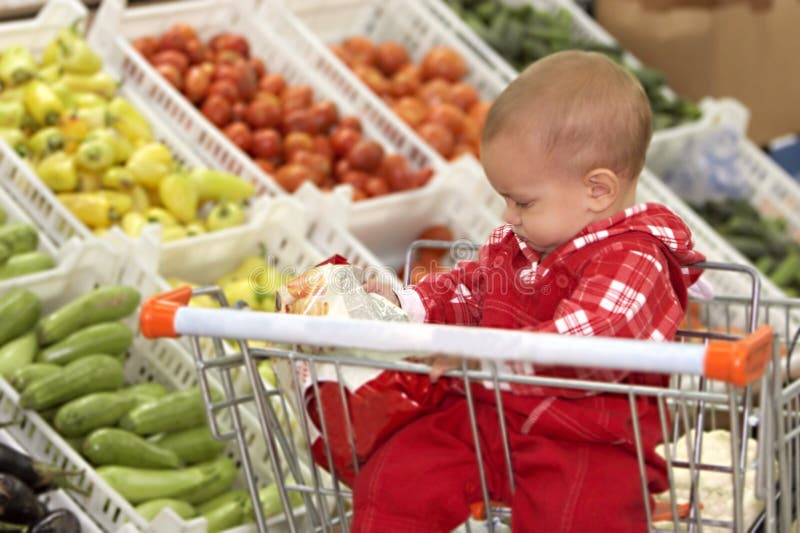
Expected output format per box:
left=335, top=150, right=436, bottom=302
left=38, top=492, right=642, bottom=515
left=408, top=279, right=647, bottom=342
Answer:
left=583, top=168, right=619, bottom=210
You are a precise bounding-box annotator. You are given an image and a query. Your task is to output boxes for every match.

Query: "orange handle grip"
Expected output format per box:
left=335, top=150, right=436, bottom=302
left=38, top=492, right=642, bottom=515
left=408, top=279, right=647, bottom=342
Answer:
left=139, top=285, right=193, bottom=339
left=704, top=325, right=773, bottom=386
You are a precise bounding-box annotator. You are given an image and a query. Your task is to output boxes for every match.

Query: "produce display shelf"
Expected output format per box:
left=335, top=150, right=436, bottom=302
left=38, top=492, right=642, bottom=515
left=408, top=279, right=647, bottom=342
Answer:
left=0, top=236, right=314, bottom=533
left=0, top=0, right=281, bottom=250
left=87, top=0, right=445, bottom=219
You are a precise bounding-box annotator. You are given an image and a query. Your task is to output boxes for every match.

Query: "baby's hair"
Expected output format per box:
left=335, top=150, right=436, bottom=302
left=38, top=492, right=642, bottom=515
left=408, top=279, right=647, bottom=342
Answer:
left=482, top=51, right=652, bottom=181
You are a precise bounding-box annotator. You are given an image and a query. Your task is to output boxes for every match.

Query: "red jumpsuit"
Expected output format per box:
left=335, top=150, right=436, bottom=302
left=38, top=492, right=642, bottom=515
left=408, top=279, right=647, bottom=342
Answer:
left=352, top=203, right=705, bottom=532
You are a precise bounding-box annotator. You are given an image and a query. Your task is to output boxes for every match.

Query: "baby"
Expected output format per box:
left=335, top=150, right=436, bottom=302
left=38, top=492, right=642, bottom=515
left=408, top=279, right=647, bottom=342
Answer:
left=357, top=50, right=705, bottom=532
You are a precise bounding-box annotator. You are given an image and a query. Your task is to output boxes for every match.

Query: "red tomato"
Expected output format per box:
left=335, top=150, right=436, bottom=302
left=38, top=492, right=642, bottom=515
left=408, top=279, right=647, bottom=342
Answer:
left=184, top=64, right=213, bottom=103
left=468, top=100, right=491, bottom=131
left=347, top=140, right=384, bottom=173
left=353, top=64, right=391, bottom=96
left=419, top=79, right=453, bottom=106
left=338, top=115, right=362, bottom=133
left=283, top=131, right=314, bottom=159
left=156, top=63, right=183, bottom=91
left=245, top=98, right=281, bottom=129
left=449, top=82, right=479, bottom=112
left=201, top=94, right=232, bottom=127
left=352, top=188, right=369, bottom=201
left=390, top=64, right=421, bottom=97
left=330, top=127, right=362, bottom=157
left=258, top=73, right=287, bottom=95
left=274, top=163, right=313, bottom=192
left=425, top=103, right=466, bottom=137
left=421, top=46, right=466, bottom=82
left=281, top=85, right=313, bottom=111
left=231, top=101, right=248, bottom=122
left=338, top=170, right=368, bottom=189
left=417, top=122, right=455, bottom=158
left=132, top=37, right=159, bottom=59
left=377, top=153, right=414, bottom=191
left=251, top=129, right=283, bottom=160
left=254, top=158, right=276, bottom=174
left=311, top=135, right=335, bottom=161
left=342, top=36, right=377, bottom=66
left=185, top=38, right=211, bottom=64
left=210, top=32, right=250, bottom=58
left=223, top=121, right=253, bottom=153
left=363, top=176, right=391, bottom=197
left=249, top=57, right=266, bottom=78
left=290, top=150, right=330, bottom=185
left=334, top=159, right=352, bottom=180
left=392, top=97, right=428, bottom=128
left=207, top=79, right=239, bottom=103
left=375, top=41, right=410, bottom=76
left=308, top=100, right=339, bottom=134
left=281, top=108, right=315, bottom=135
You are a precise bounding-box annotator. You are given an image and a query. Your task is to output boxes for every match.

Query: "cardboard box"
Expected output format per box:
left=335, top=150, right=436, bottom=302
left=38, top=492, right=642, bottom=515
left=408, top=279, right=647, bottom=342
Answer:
left=595, top=0, right=800, bottom=145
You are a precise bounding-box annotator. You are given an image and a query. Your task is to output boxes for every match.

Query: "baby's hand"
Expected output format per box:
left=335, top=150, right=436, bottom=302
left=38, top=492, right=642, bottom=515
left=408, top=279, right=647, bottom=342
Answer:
left=362, top=278, right=400, bottom=306
left=420, top=355, right=481, bottom=383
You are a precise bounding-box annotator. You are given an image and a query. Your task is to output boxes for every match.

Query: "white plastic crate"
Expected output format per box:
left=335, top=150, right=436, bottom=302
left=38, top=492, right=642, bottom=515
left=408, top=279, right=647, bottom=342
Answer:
left=298, top=156, right=502, bottom=271
left=87, top=0, right=444, bottom=213
left=0, top=237, right=310, bottom=533
left=0, top=0, right=280, bottom=249
left=415, top=0, right=748, bottom=173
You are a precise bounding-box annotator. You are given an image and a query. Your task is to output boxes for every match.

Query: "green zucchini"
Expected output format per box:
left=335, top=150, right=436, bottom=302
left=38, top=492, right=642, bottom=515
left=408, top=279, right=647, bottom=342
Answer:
left=0, top=332, right=37, bottom=378
left=0, top=242, right=10, bottom=264
left=0, top=222, right=37, bottom=255
left=8, top=362, right=59, bottom=392
left=174, top=454, right=237, bottom=504
left=96, top=456, right=234, bottom=504
left=770, top=252, right=800, bottom=288
left=0, top=288, right=40, bottom=346
left=254, top=480, right=304, bottom=519
left=53, top=391, right=138, bottom=437
left=149, top=425, right=225, bottom=465
left=135, top=499, right=196, bottom=521
left=38, top=321, right=132, bottom=365
left=118, top=382, right=168, bottom=405
left=0, top=252, right=54, bottom=280
left=198, top=490, right=249, bottom=533
left=36, top=285, right=140, bottom=346
left=20, top=354, right=124, bottom=410
left=120, top=387, right=211, bottom=436
left=83, top=428, right=182, bottom=469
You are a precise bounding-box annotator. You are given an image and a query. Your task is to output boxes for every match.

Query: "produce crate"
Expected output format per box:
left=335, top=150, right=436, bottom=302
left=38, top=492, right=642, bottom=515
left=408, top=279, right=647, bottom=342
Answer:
left=0, top=429, right=104, bottom=533
left=415, top=0, right=747, bottom=172
left=87, top=0, right=444, bottom=215
left=0, top=0, right=280, bottom=249
left=0, top=236, right=313, bottom=533
left=297, top=156, right=501, bottom=271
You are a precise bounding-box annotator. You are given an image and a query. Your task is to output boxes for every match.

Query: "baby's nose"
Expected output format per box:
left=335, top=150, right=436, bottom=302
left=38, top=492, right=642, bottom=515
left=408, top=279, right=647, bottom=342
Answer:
left=503, top=205, right=521, bottom=226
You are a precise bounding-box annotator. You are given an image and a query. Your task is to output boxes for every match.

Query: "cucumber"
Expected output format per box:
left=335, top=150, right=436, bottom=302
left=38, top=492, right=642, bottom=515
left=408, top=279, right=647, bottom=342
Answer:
left=149, top=425, right=226, bottom=465
left=198, top=490, right=249, bottom=533
left=174, top=455, right=237, bottom=504
left=118, top=382, right=168, bottom=406
left=135, top=499, right=196, bottom=521
left=20, top=354, right=124, bottom=410
left=0, top=288, right=40, bottom=345
left=120, top=387, right=211, bottom=436
left=36, top=285, right=140, bottom=346
left=0, top=252, right=54, bottom=280
left=8, top=362, right=59, bottom=392
left=38, top=321, right=132, bottom=365
left=255, top=480, right=304, bottom=518
left=54, top=391, right=138, bottom=437
left=0, top=331, right=37, bottom=378
left=83, top=428, right=182, bottom=469
left=0, top=222, right=38, bottom=255
left=96, top=456, right=234, bottom=504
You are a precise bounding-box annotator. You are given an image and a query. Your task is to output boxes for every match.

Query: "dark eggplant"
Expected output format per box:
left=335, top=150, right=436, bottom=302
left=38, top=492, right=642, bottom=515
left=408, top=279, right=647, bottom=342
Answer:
left=0, top=473, right=46, bottom=525
left=30, top=509, right=81, bottom=533
left=0, top=444, right=83, bottom=493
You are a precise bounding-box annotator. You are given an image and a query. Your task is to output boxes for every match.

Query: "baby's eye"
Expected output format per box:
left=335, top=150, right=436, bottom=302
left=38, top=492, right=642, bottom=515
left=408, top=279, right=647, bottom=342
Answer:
left=515, top=200, right=532, bottom=208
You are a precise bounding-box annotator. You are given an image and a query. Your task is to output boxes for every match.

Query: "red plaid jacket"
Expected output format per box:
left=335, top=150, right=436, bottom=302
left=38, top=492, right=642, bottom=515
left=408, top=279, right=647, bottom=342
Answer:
left=401, top=203, right=706, bottom=396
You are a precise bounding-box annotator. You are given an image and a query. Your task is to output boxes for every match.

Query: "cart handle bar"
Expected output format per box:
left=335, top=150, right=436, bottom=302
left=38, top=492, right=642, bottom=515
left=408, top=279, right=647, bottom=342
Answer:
left=141, top=286, right=774, bottom=387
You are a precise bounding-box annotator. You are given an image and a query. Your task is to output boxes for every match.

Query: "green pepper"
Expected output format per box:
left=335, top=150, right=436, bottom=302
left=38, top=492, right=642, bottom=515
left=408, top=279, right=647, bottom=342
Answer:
left=42, top=24, right=102, bottom=75
left=28, top=127, right=65, bottom=158
left=0, top=46, right=37, bottom=87
left=75, top=138, right=115, bottom=172
left=0, top=127, right=30, bottom=158
left=0, top=100, right=24, bottom=129
left=23, top=80, right=63, bottom=126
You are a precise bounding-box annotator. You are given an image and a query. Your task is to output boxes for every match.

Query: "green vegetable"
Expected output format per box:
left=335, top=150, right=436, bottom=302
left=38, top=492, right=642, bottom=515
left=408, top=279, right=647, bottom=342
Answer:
left=0, top=332, right=38, bottom=378
left=198, top=490, right=249, bottom=532
left=53, top=391, right=138, bottom=437
left=38, top=321, right=132, bottom=365
left=135, top=499, right=196, bottom=522
left=0, top=288, right=40, bottom=346
left=83, top=428, right=182, bottom=469
left=0, top=46, right=37, bottom=86
left=0, top=252, right=55, bottom=280
left=120, top=387, right=213, bottom=436
left=0, top=223, right=38, bottom=255
left=148, top=425, right=225, bottom=465
left=36, top=285, right=140, bottom=346
left=8, top=363, right=59, bottom=392
left=20, top=354, right=124, bottom=410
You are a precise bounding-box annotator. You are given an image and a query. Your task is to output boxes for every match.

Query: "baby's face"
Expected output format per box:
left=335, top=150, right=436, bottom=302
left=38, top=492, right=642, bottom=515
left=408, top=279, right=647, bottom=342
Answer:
left=481, top=133, right=598, bottom=255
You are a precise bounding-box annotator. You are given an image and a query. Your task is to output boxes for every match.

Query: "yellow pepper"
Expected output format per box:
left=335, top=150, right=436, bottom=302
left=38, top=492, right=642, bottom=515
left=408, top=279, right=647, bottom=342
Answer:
left=23, top=80, right=63, bottom=126
left=36, top=151, right=77, bottom=192
left=205, top=201, right=246, bottom=232
left=159, top=172, right=198, bottom=223
left=189, top=168, right=255, bottom=202
left=125, top=142, right=174, bottom=188
left=57, top=191, right=117, bottom=228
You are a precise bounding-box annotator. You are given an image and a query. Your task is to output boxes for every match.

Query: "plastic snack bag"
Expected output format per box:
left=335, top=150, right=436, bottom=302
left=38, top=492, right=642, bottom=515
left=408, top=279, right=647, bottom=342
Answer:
left=274, top=257, right=449, bottom=486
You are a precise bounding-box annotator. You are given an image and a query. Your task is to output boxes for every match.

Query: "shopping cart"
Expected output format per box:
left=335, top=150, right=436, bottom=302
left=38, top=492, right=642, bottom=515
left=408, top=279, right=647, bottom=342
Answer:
left=140, top=255, right=781, bottom=533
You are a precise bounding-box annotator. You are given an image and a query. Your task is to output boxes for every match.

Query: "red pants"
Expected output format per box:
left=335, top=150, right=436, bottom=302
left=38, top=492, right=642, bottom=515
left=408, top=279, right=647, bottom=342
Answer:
left=352, top=388, right=668, bottom=532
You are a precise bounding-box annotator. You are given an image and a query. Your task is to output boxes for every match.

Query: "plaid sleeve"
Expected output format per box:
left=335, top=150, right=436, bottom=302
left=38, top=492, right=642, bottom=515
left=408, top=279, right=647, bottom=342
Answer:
left=411, top=258, right=485, bottom=326
left=518, top=246, right=684, bottom=383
